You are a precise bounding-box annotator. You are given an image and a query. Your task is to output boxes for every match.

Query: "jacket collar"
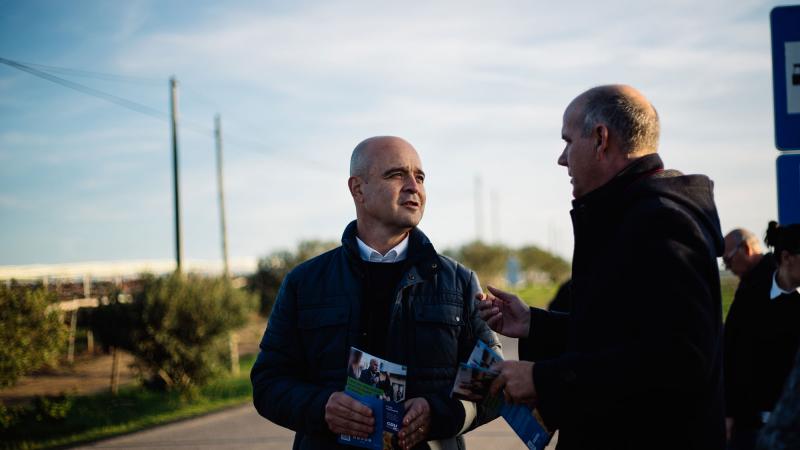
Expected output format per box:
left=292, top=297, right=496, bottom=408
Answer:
left=341, top=220, right=441, bottom=279
left=572, top=153, right=664, bottom=209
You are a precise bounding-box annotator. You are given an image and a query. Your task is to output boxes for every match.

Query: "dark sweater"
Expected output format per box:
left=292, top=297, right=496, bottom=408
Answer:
left=724, top=253, right=800, bottom=426
left=360, top=261, right=406, bottom=359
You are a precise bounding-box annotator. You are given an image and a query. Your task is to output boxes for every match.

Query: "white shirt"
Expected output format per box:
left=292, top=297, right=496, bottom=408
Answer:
left=356, top=235, right=409, bottom=263
left=769, top=270, right=800, bottom=300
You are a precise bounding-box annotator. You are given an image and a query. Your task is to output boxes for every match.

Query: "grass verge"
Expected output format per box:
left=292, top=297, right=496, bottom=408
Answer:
left=2, top=354, right=256, bottom=450
left=514, top=284, right=560, bottom=309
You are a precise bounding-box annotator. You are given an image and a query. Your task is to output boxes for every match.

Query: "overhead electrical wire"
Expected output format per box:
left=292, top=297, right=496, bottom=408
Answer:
left=6, top=59, right=163, bottom=85
left=0, top=56, right=169, bottom=121
left=0, top=56, right=335, bottom=172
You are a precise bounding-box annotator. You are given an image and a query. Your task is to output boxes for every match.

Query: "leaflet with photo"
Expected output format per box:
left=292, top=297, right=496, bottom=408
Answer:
left=451, top=340, right=552, bottom=450
left=339, top=347, right=407, bottom=450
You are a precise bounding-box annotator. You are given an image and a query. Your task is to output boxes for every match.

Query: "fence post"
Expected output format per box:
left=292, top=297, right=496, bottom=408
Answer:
left=84, top=274, right=94, bottom=354
left=110, top=346, right=120, bottom=395
left=67, top=309, right=77, bottom=364
left=229, top=332, right=239, bottom=376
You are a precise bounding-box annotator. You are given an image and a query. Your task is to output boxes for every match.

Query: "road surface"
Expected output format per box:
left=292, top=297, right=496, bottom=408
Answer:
left=74, top=336, right=557, bottom=449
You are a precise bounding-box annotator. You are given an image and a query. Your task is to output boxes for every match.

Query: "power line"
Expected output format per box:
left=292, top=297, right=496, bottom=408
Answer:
left=9, top=59, right=163, bottom=85
left=0, top=57, right=169, bottom=121
left=0, top=56, right=335, bottom=172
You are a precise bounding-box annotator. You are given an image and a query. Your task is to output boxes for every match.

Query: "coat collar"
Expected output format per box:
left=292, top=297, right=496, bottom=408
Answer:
left=572, top=153, right=664, bottom=210
left=341, top=220, right=441, bottom=279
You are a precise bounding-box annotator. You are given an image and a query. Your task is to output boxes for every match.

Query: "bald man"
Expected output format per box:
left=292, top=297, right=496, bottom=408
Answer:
left=722, top=228, right=777, bottom=449
left=251, top=136, right=500, bottom=450
left=479, top=85, right=725, bottom=449
left=723, top=229, right=765, bottom=279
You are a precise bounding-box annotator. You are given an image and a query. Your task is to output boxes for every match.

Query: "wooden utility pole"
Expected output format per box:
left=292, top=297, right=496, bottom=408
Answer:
left=214, top=115, right=237, bottom=374
left=214, top=114, right=230, bottom=278
left=170, top=77, right=184, bottom=273
left=474, top=175, right=484, bottom=242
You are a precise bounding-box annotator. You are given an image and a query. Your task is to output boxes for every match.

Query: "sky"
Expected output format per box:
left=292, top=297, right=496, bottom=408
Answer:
left=0, top=0, right=789, bottom=271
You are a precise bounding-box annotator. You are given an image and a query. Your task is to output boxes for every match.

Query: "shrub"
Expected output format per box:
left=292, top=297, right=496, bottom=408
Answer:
left=32, top=394, right=73, bottom=422
left=516, top=245, right=571, bottom=284
left=249, top=240, right=338, bottom=316
left=0, top=284, right=67, bottom=388
left=91, top=273, right=256, bottom=393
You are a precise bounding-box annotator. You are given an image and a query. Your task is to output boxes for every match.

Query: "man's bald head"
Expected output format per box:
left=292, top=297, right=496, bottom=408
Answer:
left=572, top=84, right=660, bottom=155
left=723, top=228, right=765, bottom=278
left=350, top=136, right=415, bottom=179
left=725, top=228, right=763, bottom=254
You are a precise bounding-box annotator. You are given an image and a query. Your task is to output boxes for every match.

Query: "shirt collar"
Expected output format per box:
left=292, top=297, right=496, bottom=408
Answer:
left=356, top=235, right=409, bottom=263
left=770, top=270, right=800, bottom=300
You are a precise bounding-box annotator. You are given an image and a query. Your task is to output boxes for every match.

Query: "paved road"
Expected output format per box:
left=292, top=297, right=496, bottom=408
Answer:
left=74, top=336, right=557, bottom=449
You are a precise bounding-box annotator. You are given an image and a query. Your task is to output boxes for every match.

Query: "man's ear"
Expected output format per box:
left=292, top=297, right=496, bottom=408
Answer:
left=779, top=249, right=791, bottom=266
left=594, top=124, right=609, bottom=160
left=348, top=176, right=363, bottom=202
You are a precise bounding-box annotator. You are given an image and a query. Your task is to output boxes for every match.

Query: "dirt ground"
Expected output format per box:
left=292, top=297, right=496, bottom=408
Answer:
left=0, top=313, right=268, bottom=405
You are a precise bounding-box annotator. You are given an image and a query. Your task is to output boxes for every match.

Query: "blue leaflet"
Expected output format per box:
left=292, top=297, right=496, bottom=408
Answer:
left=452, top=340, right=552, bottom=450
left=338, top=392, right=384, bottom=450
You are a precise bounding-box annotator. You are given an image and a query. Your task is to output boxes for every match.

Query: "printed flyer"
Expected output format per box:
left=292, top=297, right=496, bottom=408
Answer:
left=452, top=340, right=552, bottom=450
left=339, top=347, right=407, bottom=450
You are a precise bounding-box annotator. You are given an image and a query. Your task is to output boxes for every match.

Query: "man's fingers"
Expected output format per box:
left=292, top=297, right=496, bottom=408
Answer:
left=479, top=307, right=501, bottom=323
left=330, top=392, right=374, bottom=419
left=325, top=392, right=376, bottom=437
left=486, top=285, right=510, bottom=300
left=489, top=372, right=506, bottom=396
left=327, top=415, right=373, bottom=437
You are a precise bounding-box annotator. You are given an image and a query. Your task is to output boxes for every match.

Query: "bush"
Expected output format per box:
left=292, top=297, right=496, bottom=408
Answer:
left=32, top=394, right=73, bottom=422
left=91, top=273, right=256, bottom=393
left=249, top=240, right=338, bottom=316
left=516, top=245, right=571, bottom=284
left=0, top=284, right=67, bottom=388
left=444, top=241, right=511, bottom=286
left=444, top=242, right=571, bottom=287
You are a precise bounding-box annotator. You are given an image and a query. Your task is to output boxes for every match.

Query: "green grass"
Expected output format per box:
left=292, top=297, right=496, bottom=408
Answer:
left=511, top=279, right=737, bottom=320
left=2, top=355, right=257, bottom=450
left=513, top=284, right=560, bottom=309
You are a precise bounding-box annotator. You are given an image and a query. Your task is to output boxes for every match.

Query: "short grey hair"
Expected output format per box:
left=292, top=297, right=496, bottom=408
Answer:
left=580, top=86, right=660, bottom=154
left=728, top=228, right=763, bottom=252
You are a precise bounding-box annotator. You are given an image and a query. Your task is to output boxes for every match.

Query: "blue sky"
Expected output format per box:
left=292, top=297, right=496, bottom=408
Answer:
left=0, top=0, right=787, bottom=268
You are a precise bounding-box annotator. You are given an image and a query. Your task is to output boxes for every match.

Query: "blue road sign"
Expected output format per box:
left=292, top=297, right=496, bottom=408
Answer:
left=777, top=153, right=800, bottom=225
left=771, top=6, right=800, bottom=150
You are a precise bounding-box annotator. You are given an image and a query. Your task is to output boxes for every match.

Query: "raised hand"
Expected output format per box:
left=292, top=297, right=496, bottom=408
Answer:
left=477, top=285, right=531, bottom=338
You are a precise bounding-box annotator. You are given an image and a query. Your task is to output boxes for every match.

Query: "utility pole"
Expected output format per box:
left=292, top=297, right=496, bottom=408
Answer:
left=490, top=189, right=499, bottom=243
left=474, top=175, right=484, bottom=242
left=170, top=77, right=183, bottom=273
left=214, top=114, right=230, bottom=278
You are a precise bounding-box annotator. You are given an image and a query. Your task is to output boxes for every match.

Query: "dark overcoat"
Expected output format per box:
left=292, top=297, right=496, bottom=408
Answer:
left=520, top=154, right=726, bottom=450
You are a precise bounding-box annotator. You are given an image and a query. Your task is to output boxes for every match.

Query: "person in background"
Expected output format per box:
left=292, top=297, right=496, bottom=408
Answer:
left=724, top=227, right=772, bottom=448
left=726, top=222, right=800, bottom=450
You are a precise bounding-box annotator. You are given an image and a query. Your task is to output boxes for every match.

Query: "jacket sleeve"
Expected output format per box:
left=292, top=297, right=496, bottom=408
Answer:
left=519, top=307, right=570, bottom=361
left=532, top=206, right=723, bottom=428
left=423, top=269, right=503, bottom=439
left=250, top=270, right=337, bottom=435
left=723, top=283, right=756, bottom=419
